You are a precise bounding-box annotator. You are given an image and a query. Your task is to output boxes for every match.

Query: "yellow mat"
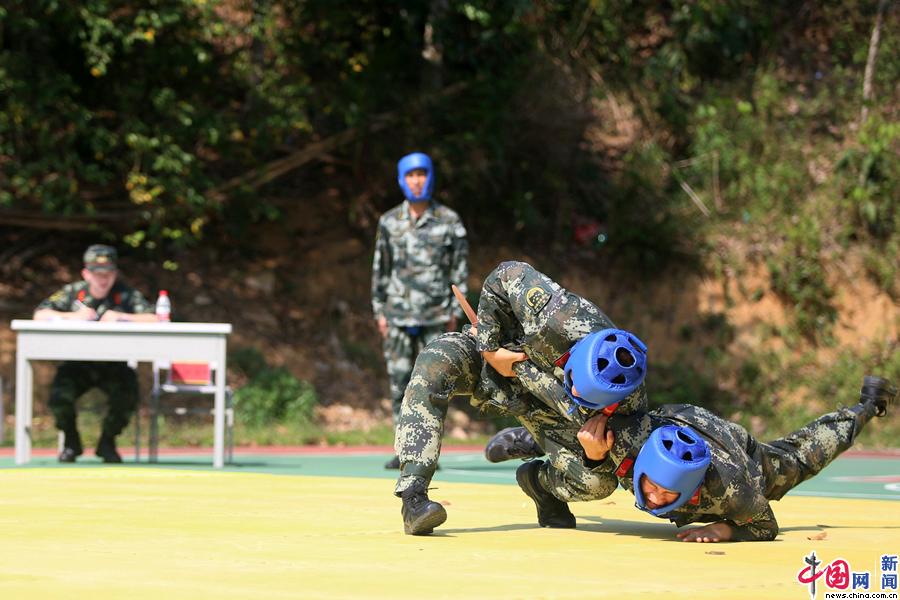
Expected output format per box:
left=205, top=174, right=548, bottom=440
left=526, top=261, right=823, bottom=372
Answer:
left=0, top=468, right=896, bottom=599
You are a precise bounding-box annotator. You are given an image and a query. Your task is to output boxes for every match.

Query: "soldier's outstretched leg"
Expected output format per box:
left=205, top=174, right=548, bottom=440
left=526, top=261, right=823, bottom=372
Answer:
left=516, top=460, right=576, bottom=528
left=96, top=363, right=139, bottom=463
left=48, top=362, right=92, bottom=462
left=761, top=375, right=895, bottom=500
left=394, top=332, right=481, bottom=534
left=484, top=426, right=544, bottom=463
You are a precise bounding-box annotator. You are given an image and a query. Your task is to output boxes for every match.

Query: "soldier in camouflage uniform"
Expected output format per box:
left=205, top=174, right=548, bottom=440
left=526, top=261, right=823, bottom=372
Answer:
left=33, top=245, right=158, bottom=463
left=395, top=260, right=649, bottom=534
left=372, top=152, right=468, bottom=469
left=491, top=376, right=895, bottom=542
left=474, top=260, right=652, bottom=526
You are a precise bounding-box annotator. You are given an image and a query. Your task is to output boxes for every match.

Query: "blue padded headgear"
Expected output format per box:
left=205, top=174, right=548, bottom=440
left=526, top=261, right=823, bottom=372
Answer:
left=397, top=152, right=434, bottom=202
left=562, top=328, right=648, bottom=410
left=633, top=425, right=711, bottom=517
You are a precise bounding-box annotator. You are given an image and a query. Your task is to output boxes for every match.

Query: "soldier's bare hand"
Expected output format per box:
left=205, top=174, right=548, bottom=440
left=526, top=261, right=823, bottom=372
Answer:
left=376, top=316, right=388, bottom=338
left=676, top=522, right=733, bottom=543
left=577, top=413, right=614, bottom=461
left=482, top=348, right=527, bottom=377
left=71, top=306, right=98, bottom=321
left=446, top=314, right=458, bottom=332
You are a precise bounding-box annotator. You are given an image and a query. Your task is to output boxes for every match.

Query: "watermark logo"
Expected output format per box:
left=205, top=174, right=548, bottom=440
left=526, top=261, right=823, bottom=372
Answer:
left=796, top=552, right=898, bottom=599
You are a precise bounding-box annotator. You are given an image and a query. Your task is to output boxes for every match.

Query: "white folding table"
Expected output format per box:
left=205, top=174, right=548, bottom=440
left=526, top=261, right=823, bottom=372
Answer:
left=12, top=320, right=232, bottom=467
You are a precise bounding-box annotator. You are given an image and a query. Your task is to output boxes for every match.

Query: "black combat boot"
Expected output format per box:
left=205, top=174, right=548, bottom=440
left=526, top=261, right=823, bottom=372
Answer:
left=860, top=375, right=897, bottom=417
left=401, top=483, right=447, bottom=535
left=95, top=434, right=123, bottom=463
left=58, top=429, right=83, bottom=463
left=384, top=455, right=400, bottom=469
left=516, top=460, right=576, bottom=528
left=484, top=426, right=545, bottom=463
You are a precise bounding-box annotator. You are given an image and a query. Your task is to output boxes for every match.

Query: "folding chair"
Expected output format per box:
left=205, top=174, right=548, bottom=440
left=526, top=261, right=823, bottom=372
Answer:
left=149, top=361, right=234, bottom=463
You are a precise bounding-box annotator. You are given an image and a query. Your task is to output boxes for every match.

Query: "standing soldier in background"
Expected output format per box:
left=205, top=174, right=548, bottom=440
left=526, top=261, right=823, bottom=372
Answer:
left=33, top=244, right=158, bottom=463
left=371, top=152, right=468, bottom=469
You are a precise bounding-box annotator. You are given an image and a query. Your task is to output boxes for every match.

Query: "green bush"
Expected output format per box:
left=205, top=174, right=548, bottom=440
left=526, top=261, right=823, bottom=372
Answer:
left=766, top=216, right=836, bottom=339
left=234, top=368, right=318, bottom=428
left=230, top=346, right=318, bottom=427
left=229, top=347, right=269, bottom=379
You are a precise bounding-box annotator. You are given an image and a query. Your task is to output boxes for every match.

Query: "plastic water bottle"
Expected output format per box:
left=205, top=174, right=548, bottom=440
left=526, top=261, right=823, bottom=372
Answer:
left=155, top=290, right=171, bottom=322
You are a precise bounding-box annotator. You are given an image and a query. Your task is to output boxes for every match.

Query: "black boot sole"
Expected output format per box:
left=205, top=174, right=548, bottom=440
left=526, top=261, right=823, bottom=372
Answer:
left=485, top=427, right=545, bottom=463
left=862, top=375, right=897, bottom=417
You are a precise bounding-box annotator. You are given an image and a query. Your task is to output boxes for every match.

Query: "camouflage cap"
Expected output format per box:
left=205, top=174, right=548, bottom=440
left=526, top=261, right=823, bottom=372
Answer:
left=83, top=244, right=118, bottom=272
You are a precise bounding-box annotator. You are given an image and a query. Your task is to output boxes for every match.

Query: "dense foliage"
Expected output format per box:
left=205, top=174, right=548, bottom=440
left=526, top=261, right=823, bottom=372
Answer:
left=2, top=1, right=898, bottom=442
left=3, top=2, right=896, bottom=257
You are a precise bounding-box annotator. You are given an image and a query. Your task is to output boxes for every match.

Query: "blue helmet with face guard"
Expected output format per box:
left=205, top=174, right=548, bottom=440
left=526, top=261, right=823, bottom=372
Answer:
left=397, top=152, right=434, bottom=202
left=633, top=425, right=711, bottom=517
left=562, top=328, right=648, bottom=410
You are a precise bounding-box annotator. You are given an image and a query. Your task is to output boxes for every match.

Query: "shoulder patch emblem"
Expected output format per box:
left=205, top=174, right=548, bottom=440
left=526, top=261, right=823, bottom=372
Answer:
left=525, top=286, right=552, bottom=314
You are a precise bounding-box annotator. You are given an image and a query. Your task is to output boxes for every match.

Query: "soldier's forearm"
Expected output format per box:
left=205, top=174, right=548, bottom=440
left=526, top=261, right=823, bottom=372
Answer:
left=726, top=519, right=778, bottom=542
left=125, top=312, right=160, bottom=323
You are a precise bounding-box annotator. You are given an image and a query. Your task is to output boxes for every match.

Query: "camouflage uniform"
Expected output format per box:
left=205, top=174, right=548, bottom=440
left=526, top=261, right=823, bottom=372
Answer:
left=475, top=261, right=647, bottom=496
left=37, top=279, right=154, bottom=437
left=399, top=260, right=881, bottom=540
left=578, top=401, right=878, bottom=541
left=395, top=259, right=646, bottom=496
left=473, top=262, right=880, bottom=540
left=371, top=200, right=468, bottom=427
left=394, top=331, right=538, bottom=493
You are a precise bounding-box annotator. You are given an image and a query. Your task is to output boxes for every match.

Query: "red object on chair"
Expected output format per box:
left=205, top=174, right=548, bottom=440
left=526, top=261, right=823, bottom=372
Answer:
left=169, top=362, right=212, bottom=385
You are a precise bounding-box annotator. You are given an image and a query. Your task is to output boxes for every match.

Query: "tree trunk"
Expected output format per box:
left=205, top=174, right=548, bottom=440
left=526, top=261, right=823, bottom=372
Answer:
left=860, top=0, right=890, bottom=126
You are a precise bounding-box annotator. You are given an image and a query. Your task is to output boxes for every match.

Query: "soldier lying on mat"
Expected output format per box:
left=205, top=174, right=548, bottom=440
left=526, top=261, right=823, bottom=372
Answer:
left=395, top=260, right=651, bottom=535
left=487, top=376, right=896, bottom=542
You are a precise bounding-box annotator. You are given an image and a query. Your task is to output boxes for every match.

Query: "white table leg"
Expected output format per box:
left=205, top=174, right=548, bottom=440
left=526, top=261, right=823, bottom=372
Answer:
left=15, top=352, right=33, bottom=465
left=213, top=343, right=226, bottom=469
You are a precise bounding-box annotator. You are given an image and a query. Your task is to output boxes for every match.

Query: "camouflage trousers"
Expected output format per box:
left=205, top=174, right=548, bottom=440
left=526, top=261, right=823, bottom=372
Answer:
left=520, top=410, right=619, bottom=503
left=394, top=332, right=615, bottom=502
left=758, top=402, right=875, bottom=500
left=382, top=323, right=445, bottom=431
left=394, top=332, right=481, bottom=494
left=49, top=361, right=139, bottom=437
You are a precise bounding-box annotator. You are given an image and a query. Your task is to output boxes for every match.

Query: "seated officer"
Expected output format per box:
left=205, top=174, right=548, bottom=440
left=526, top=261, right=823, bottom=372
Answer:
left=33, top=244, right=158, bottom=463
